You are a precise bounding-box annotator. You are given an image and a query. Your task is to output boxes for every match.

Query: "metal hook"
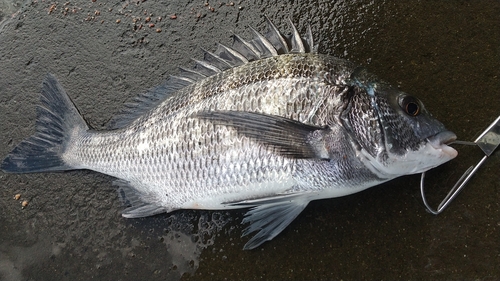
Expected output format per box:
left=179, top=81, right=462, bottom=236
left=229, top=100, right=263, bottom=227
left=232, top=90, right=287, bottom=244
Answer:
left=420, top=115, right=500, bottom=215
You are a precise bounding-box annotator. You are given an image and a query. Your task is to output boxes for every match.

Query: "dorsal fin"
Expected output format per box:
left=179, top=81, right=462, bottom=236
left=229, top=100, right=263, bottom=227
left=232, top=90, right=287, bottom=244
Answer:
left=231, top=33, right=261, bottom=61
left=201, top=47, right=233, bottom=71
left=287, top=18, right=305, bottom=53
left=192, top=59, right=221, bottom=76
left=305, top=24, right=317, bottom=53
left=249, top=26, right=279, bottom=58
left=178, top=66, right=207, bottom=81
left=214, top=43, right=249, bottom=66
left=108, top=79, right=189, bottom=129
left=109, top=17, right=318, bottom=129
left=263, top=16, right=289, bottom=54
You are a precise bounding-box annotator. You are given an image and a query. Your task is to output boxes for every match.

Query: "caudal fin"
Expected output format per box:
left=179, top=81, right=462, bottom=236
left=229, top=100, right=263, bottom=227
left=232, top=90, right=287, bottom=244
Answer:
left=1, top=74, right=89, bottom=173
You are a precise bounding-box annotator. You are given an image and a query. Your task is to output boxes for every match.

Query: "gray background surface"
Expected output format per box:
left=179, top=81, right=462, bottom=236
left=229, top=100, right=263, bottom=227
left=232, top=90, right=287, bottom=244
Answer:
left=0, top=0, right=499, bottom=280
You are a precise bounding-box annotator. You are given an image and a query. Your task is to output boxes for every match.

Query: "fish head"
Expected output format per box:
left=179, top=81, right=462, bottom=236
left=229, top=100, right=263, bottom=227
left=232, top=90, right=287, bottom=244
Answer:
left=342, top=68, right=457, bottom=177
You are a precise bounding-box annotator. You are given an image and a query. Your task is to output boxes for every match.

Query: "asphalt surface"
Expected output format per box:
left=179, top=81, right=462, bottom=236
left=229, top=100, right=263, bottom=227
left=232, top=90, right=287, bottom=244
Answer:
left=0, top=1, right=499, bottom=280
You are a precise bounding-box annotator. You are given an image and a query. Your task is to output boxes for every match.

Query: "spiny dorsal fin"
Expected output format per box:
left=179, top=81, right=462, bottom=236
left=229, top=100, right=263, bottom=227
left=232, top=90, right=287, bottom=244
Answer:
left=109, top=17, right=317, bottom=129
left=231, top=33, right=261, bottom=61
left=249, top=26, right=279, bottom=58
left=263, top=15, right=289, bottom=55
left=214, top=43, right=249, bottom=66
left=178, top=66, right=207, bottom=81
left=201, top=47, right=233, bottom=71
left=192, top=58, right=221, bottom=76
left=287, top=18, right=305, bottom=53
left=305, top=24, right=317, bottom=53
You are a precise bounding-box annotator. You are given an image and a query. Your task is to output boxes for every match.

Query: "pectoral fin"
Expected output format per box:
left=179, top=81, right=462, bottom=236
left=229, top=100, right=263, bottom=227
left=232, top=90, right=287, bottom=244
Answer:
left=196, top=111, right=330, bottom=159
left=230, top=195, right=310, bottom=250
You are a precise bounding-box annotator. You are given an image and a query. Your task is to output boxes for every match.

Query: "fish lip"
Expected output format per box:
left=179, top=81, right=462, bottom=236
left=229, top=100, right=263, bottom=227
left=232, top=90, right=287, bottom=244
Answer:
left=426, top=130, right=458, bottom=158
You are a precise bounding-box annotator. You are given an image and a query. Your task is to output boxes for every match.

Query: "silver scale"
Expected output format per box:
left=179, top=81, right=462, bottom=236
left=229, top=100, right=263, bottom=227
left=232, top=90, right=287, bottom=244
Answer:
left=421, top=115, right=500, bottom=214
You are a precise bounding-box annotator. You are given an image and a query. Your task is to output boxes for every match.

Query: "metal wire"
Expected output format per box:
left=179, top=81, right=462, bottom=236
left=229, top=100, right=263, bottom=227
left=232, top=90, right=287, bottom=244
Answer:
left=420, top=115, right=500, bottom=215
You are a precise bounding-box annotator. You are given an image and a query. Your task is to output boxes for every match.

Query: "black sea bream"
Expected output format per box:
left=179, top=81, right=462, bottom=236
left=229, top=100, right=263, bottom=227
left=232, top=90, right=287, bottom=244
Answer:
left=1, top=17, right=458, bottom=249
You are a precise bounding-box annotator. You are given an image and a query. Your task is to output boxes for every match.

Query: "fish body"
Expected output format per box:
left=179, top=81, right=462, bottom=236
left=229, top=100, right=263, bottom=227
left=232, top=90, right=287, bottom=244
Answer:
left=1, top=18, right=457, bottom=249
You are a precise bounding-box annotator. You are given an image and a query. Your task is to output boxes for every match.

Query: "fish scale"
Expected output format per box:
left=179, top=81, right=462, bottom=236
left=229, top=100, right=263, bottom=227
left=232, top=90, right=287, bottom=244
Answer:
left=1, top=17, right=457, bottom=250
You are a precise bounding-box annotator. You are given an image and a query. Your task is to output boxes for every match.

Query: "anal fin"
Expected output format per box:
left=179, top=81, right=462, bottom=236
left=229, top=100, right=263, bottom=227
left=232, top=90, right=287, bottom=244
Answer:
left=114, top=180, right=167, bottom=218
left=233, top=195, right=310, bottom=250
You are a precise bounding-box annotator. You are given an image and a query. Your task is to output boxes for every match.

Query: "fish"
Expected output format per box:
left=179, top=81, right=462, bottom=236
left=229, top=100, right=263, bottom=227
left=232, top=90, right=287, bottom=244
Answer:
left=1, top=17, right=458, bottom=250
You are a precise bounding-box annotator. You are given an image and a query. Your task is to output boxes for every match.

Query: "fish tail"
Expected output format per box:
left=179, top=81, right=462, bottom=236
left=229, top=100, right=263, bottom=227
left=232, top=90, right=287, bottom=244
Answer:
left=1, top=74, right=89, bottom=173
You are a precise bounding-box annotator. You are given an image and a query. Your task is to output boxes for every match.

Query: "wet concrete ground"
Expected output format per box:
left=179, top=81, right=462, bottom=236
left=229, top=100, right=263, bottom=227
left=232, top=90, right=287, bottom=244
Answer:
left=0, top=1, right=499, bottom=280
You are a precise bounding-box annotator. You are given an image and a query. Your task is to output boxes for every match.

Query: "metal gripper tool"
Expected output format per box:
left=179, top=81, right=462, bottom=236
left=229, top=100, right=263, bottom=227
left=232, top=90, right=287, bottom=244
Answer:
left=420, top=115, right=500, bottom=215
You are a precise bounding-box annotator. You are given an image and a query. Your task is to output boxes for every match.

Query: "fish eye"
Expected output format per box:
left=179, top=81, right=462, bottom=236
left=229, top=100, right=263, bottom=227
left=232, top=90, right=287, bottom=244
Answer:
left=399, top=96, right=421, bottom=116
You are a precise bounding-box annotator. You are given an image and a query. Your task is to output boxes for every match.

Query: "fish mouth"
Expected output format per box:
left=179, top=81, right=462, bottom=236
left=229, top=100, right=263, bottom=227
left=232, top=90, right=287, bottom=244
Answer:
left=426, top=131, right=458, bottom=159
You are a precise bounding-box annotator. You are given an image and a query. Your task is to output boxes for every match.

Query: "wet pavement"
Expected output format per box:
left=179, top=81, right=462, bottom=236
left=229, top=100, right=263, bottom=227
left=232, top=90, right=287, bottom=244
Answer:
left=0, top=1, right=499, bottom=280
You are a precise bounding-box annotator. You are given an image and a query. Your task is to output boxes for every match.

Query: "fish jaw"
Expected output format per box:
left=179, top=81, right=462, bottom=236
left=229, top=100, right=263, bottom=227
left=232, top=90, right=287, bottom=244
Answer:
left=426, top=130, right=458, bottom=160
left=367, top=130, right=458, bottom=177
left=409, top=130, right=458, bottom=173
